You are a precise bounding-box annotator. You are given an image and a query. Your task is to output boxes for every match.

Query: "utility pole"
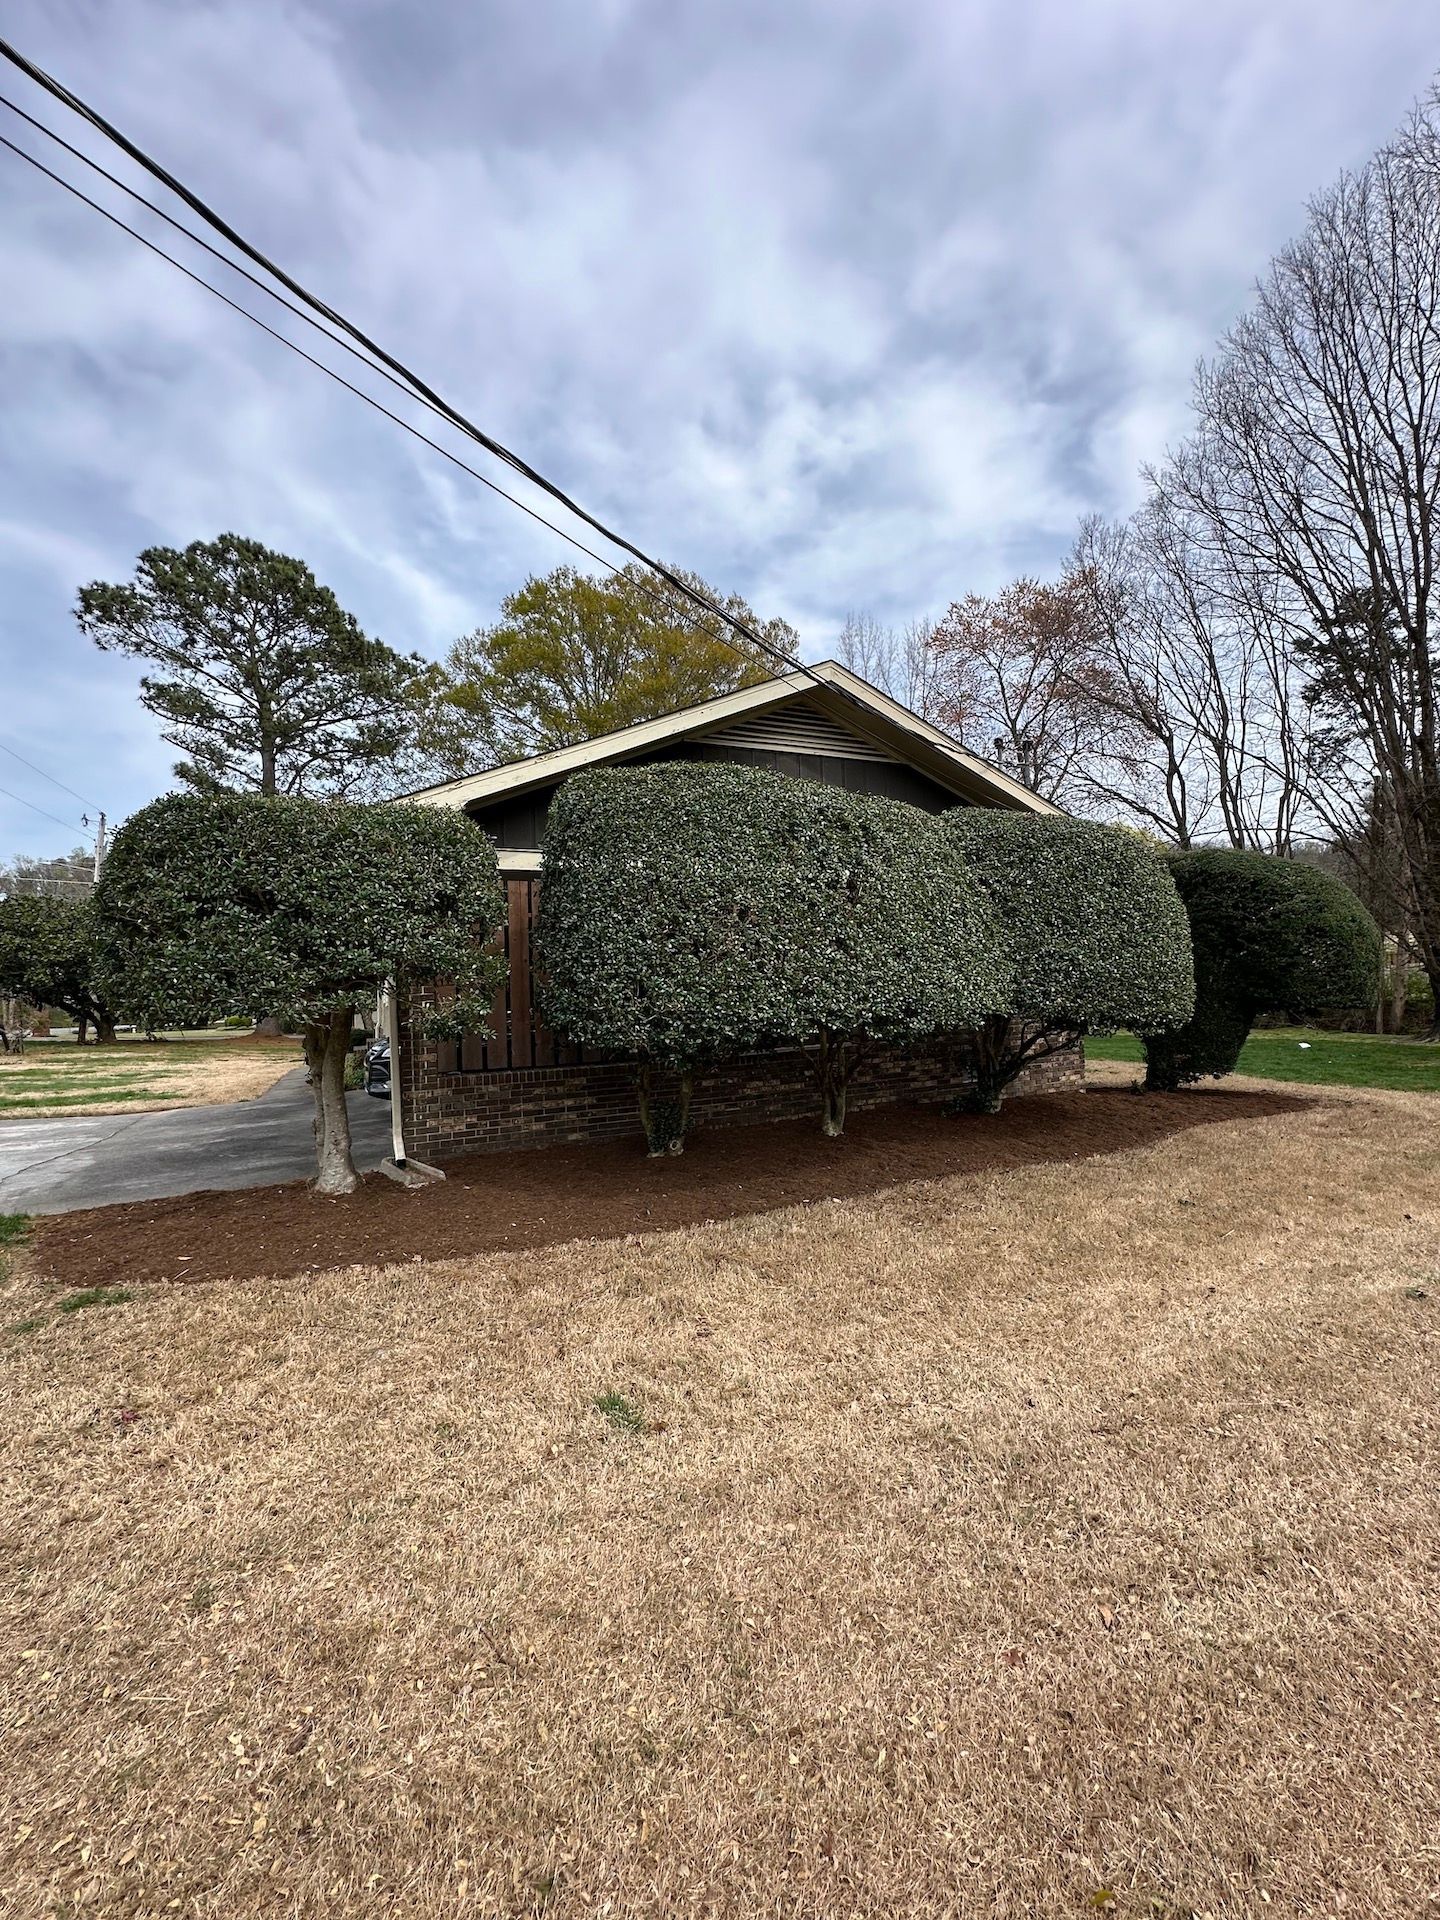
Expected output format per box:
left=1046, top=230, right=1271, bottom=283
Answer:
left=92, top=811, right=106, bottom=884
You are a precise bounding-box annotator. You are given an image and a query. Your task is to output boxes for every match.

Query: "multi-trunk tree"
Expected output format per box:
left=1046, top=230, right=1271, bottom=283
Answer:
left=538, top=762, right=1008, bottom=1145
left=1139, top=850, right=1380, bottom=1091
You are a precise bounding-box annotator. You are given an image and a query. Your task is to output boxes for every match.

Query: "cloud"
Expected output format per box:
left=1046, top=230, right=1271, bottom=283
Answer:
left=0, top=0, right=1434, bottom=850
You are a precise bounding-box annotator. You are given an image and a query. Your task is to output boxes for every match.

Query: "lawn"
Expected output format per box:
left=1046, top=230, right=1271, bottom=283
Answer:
left=0, top=1031, right=301, bottom=1117
left=1087, top=1022, right=1440, bottom=1092
left=2, top=1083, right=1438, bottom=1915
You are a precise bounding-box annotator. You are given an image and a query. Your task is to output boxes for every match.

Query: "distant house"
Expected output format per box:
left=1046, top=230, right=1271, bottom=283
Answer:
left=398, top=660, right=1070, bottom=1158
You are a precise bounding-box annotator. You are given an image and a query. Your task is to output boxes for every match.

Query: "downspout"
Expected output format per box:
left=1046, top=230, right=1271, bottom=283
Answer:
left=385, top=980, right=407, bottom=1169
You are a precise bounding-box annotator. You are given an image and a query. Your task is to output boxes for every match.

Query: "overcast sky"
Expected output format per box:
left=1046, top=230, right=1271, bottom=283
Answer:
left=0, top=0, right=1435, bottom=859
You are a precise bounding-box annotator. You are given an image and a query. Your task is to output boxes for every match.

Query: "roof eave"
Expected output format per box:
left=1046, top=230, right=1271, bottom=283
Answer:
left=401, top=660, right=1059, bottom=817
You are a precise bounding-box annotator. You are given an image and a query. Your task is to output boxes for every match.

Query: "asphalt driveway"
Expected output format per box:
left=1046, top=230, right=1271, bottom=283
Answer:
left=0, top=1068, right=395, bottom=1216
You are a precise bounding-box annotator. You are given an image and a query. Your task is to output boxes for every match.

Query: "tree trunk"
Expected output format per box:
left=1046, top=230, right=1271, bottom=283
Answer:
left=1142, top=1046, right=1182, bottom=1093
left=669, top=1071, right=694, bottom=1155
left=817, top=1030, right=849, bottom=1137
left=75, top=1012, right=88, bottom=1045
left=969, top=1016, right=1008, bottom=1114
left=0, top=997, right=22, bottom=1055
left=306, top=1007, right=359, bottom=1196
left=1424, top=957, right=1440, bottom=1043
left=636, top=1061, right=694, bottom=1155
left=94, top=1011, right=118, bottom=1046
left=1414, top=896, right=1440, bottom=1039
left=1388, top=943, right=1409, bottom=1034
left=636, top=1061, right=658, bottom=1156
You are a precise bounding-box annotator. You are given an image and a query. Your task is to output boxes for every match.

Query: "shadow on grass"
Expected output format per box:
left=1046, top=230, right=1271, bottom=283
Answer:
left=29, top=1085, right=1311, bottom=1295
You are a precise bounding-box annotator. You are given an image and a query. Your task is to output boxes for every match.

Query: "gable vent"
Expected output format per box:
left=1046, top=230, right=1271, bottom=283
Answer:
left=699, top=701, right=898, bottom=763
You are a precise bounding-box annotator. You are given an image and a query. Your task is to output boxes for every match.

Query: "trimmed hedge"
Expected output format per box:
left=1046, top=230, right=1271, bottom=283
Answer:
left=537, top=762, right=1010, bottom=1143
left=945, top=813, right=1196, bottom=1109
left=96, top=793, right=506, bottom=1036
left=95, top=793, right=507, bottom=1192
left=1141, top=849, right=1380, bottom=1090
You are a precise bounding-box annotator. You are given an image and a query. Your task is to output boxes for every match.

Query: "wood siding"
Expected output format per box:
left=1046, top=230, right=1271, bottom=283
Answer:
left=455, top=878, right=596, bottom=1073
left=469, top=742, right=965, bottom=851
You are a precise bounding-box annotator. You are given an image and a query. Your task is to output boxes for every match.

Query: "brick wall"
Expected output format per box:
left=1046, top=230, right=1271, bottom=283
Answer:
left=398, top=996, right=1084, bottom=1161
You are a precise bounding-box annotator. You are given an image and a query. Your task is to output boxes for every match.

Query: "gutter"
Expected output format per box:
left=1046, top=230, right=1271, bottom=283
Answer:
left=385, top=982, right=407, bottom=1168
left=373, top=981, right=446, bottom=1191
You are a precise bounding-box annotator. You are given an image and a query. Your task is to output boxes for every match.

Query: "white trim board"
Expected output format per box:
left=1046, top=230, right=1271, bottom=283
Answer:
left=404, top=659, right=1058, bottom=817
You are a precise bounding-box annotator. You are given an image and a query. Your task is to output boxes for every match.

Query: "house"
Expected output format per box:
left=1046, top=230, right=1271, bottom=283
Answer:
left=397, top=659, right=1074, bottom=1158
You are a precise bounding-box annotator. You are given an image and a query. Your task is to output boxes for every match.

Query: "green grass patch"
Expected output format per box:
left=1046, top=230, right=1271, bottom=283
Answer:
left=0, top=1213, right=30, bottom=1248
left=0, top=1036, right=298, bottom=1117
left=8, top=1316, right=44, bottom=1336
left=593, top=1391, right=647, bottom=1435
left=0, top=1085, right=184, bottom=1112
left=1087, top=1025, right=1440, bottom=1092
left=2, top=1066, right=188, bottom=1083
left=57, top=1288, right=133, bottom=1314
left=0, top=1071, right=178, bottom=1090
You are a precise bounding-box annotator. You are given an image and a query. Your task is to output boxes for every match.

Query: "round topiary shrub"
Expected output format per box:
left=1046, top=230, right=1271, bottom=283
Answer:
left=95, top=792, right=506, bottom=1190
left=944, top=812, right=1196, bottom=1110
left=1139, top=849, right=1381, bottom=1090
left=537, top=761, right=1010, bottom=1145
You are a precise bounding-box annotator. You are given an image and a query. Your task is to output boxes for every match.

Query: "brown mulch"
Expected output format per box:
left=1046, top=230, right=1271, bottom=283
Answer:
left=28, top=1085, right=1309, bottom=1294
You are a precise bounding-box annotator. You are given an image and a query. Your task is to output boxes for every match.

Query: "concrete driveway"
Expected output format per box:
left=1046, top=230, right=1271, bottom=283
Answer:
left=0, top=1068, right=395, bottom=1216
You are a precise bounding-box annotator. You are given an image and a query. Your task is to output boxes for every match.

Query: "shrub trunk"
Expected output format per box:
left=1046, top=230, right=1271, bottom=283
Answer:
left=816, top=1030, right=850, bottom=1137
left=637, top=1062, right=694, bottom=1155
left=969, top=1015, right=1010, bottom=1114
left=305, top=1006, right=359, bottom=1196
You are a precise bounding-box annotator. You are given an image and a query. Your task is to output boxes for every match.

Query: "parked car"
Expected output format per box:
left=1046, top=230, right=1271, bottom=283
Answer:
left=363, top=1038, right=391, bottom=1099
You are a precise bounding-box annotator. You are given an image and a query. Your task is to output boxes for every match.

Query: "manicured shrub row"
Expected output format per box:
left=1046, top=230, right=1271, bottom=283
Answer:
left=1140, top=849, right=1381, bottom=1089
left=538, top=762, right=1008, bottom=1144
left=538, top=764, right=1199, bottom=1143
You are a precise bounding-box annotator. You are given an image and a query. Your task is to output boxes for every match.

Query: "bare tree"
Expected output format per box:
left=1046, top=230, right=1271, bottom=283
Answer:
left=1309, top=783, right=1424, bottom=1029
left=836, top=612, right=945, bottom=720
left=1158, top=92, right=1440, bottom=1025
left=928, top=573, right=1135, bottom=806
left=1070, top=510, right=1344, bottom=850
left=0, top=846, right=95, bottom=902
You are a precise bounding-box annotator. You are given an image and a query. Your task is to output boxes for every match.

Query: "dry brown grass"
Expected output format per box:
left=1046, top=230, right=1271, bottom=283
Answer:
left=2, top=1085, right=1439, bottom=1918
left=0, top=1034, right=300, bottom=1118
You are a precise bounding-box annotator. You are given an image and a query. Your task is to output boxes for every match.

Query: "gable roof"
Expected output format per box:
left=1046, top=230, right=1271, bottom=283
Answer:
left=406, top=659, right=1060, bottom=816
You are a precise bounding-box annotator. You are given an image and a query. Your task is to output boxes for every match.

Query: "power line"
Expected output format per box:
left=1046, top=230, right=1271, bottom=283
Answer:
left=0, top=734, right=101, bottom=812
left=0, top=130, right=669, bottom=592
left=0, top=123, right=797, bottom=683
left=0, top=88, right=804, bottom=674
left=0, top=89, right=583, bottom=537
left=0, top=67, right=1026, bottom=806
left=0, top=35, right=819, bottom=688
left=0, top=778, right=88, bottom=838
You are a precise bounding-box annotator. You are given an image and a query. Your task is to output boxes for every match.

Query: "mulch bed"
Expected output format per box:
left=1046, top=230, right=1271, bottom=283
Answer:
left=28, top=1086, right=1308, bottom=1294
